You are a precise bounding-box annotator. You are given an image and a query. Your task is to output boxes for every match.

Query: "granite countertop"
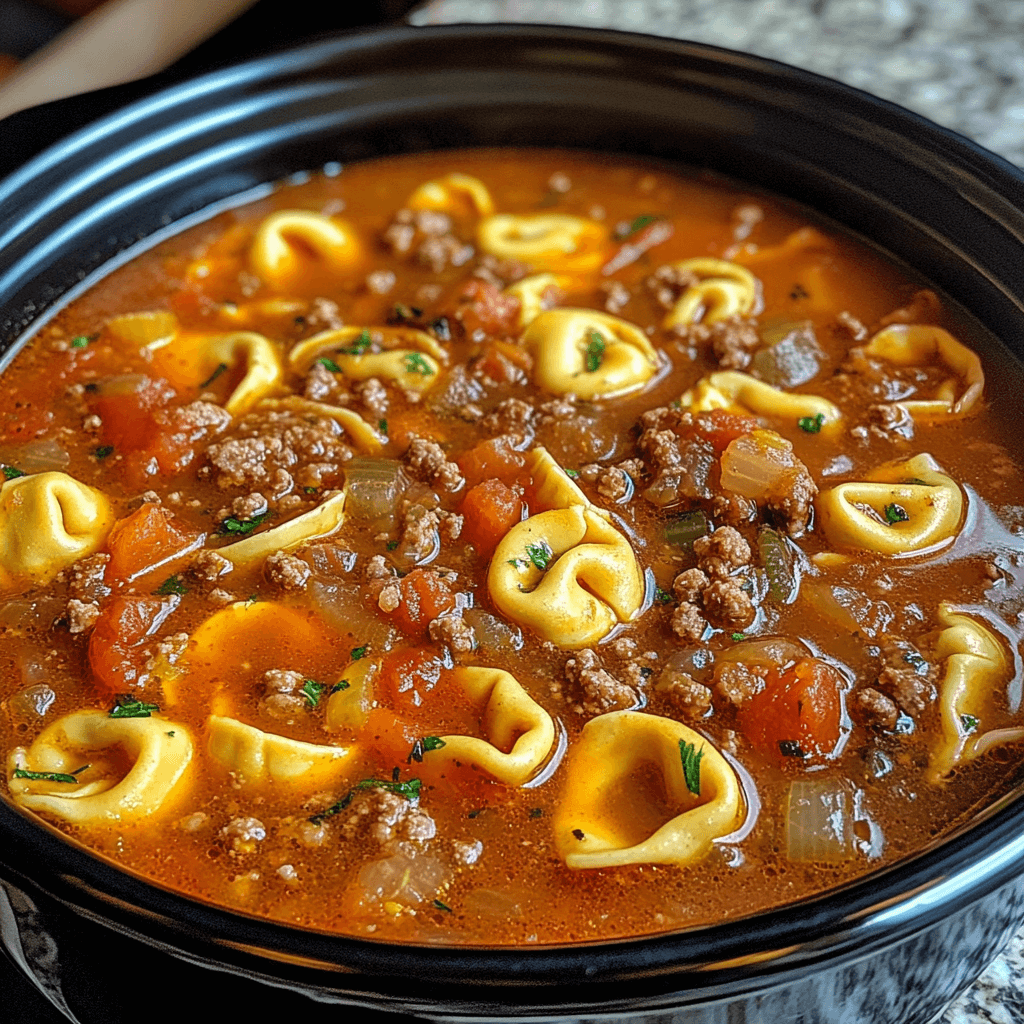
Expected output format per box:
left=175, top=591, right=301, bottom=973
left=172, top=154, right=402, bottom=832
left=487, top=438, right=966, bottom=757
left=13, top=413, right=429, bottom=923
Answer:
left=411, top=3, right=1024, bottom=1022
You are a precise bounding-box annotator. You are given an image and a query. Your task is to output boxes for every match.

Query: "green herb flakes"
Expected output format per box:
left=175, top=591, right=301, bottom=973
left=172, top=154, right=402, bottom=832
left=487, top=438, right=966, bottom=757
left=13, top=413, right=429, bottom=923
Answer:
left=309, top=777, right=422, bottom=824
left=317, top=356, right=342, bottom=373
left=960, top=713, right=979, bottom=733
left=731, top=632, right=746, bottom=641
left=884, top=503, right=910, bottom=524
left=798, top=413, right=825, bottom=434
left=218, top=509, right=273, bottom=536
left=525, top=541, right=553, bottom=571
left=529, top=807, right=544, bottom=819
left=433, top=899, right=452, bottom=912
left=13, top=768, right=82, bottom=784
left=330, top=680, right=350, bottom=694
left=679, top=740, right=704, bottom=795
left=94, top=445, right=114, bottom=459
left=2, top=465, right=25, bottom=480
left=386, top=540, right=399, bottom=551
left=109, top=696, right=160, bottom=719
left=378, top=418, right=388, bottom=435
left=339, top=329, right=372, bottom=356
left=655, top=587, right=673, bottom=605
left=154, top=574, right=188, bottom=596
left=70, top=334, right=95, bottom=349
left=199, top=361, right=228, bottom=388
left=407, top=735, right=447, bottom=763
left=403, top=352, right=434, bottom=376
left=351, top=645, right=368, bottom=661
left=613, top=214, right=661, bottom=240
left=584, top=330, right=605, bottom=372
left=565, top=468, right=579, bottom=479
left=301, top=679, right=327, bottom=708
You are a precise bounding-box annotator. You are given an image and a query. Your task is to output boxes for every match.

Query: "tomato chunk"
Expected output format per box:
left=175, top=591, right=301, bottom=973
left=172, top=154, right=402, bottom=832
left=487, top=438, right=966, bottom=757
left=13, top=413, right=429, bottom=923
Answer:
left=378, top=568, right=458, bottom=638
left=692, top=409, right=760, bottom=453
left=457, top=436, right=526, bottom=491
left=737, top=657, right=846, bottom=765
left=88, top=595, right=179, bottom=696
left=453, top=279, right=521, bottom=338
left=105, top=504, right=200, bottom=584
left=459, top=479, right=523, bottom=556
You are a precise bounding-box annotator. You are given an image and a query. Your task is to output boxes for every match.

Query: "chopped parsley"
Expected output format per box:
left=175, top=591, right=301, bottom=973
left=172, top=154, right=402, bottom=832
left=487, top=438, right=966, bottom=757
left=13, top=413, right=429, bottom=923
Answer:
left=731, top=632, right=747, bottom=641
left=167, top=731, right=176, bottom=737
left=798, top=413, right=825, bottom=434
left=70, top=334, right=96, bottom=349
left=613, top=214, right=661, bottom=240
left=407, top=735, right=447, bottom=763
left=330, top=680, right=350, bottom=694
left=303, top=486, right=318, bottom=494
left=960, top=713, right=979, bottom=733
left=2, top=465, right=25, bottom=480
left=432, top=899, right=452, bottom=913
left=778, top=740, right=806, bottom=758
left=339, top=329, right=372, bottom=355
left=679, top=740, right=704, bottom=796
left=378, top=418, right=388, bottom=435
left=529, top=807, right=544, bottom=819
left=391, top=303, right=423, bottom=322
left=402, top=351, right=434, bottom=376
left=584, top=330, right=605, bottom=372
left=199, top=361, right=228, bottom=388
left=109, top=696, right=160, bottom=719
left=154, top=574, right=188, bottom=596
left=565, top=468, right=579, bottom=479
left=309, top=777, right=422, bottom=824
left=13, top=765, right=88, bottom=784
left=301, top=679, right=328, bottom=708
left=386, top=539, right=399, bottom=551
left=93, top=445, right=114, bottom=459
left=655, top=587, right=673, bottom=605
left=884, top=502, right=909, bottom=524
left=317, top=356, right=342, bottom=373
left=218, top=509, right=273, bottom=535
left=350, top=644, right=368, bottom=661
left=525, top=541, right=553, bottom=571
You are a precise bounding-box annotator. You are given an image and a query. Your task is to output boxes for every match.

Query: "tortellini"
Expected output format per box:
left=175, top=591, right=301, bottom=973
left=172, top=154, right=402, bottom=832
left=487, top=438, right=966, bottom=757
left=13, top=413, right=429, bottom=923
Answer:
left=208, top=716, right=353, bottom=790
left=105, top=309, right=178, bottom=350
left=288, top=326, right=445, bottom=394
left=681, top=371, right=841, bottom=432
left=816, top=453, right=963, bottom=556
left=477, top=214, right=608, bottom=273
left=200, top=332, right=284, bottom=415
left=521, top=308, right=658, bottom=399
left=426, top=667, right=555, bottom=787
left=525, top=446, right=593, bottom=513
left=407, top=173, right=494, bottom=218
left=929, top=605, right=1019, bottom=779
left=249, top=209, right=362, bottom=291
left=0, top=472, right=115, bottom=590
left=216, top=491, right=346, bottom=566
left=662, top=258, right=760, bottom=330
left=504, top=273, right=568, bottom=329
left=862, top=324, right=984, bottom=418
left=553, top=711, right=743, bottom=869
left=8, top=710, right=193, bottom=824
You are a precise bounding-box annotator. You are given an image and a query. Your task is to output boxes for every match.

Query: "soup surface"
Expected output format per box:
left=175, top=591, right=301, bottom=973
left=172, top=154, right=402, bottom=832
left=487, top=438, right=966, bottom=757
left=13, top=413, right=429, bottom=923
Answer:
left=2, top=149, right=1024, bottom=945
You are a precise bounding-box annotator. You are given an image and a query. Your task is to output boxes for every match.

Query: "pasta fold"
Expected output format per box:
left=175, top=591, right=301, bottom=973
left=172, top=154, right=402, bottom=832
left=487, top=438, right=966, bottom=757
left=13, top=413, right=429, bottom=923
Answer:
left=407, top=173, right=494, bottom=217
left=429, top=667, right=555, bottom=787
left=681, top=371, right=841, bottom=431
left=0, top=472, right=115, bottom=589
left=8, top=710, right=193, bottom=824
left=521, top=308, right=658, bottom=399
left=662, top=258, right=759, bottom=330
left=202, top=332, right=284, bottom=415
left=554, top=711, right=743, bottom=869
left=249, top=209, right=361, bottom=290
left=862, top=324, right=984, bottom=418
left=208, top=715, right=353, bottom=789
left=477, top=214, right=607, bottom=273
left=504, top=273, right=568, bottom=329
left=105, top=309, right=178, bottom=350
left=816, top=453, right=963, bottom=555
left=257, top=397, right=385, bottom=453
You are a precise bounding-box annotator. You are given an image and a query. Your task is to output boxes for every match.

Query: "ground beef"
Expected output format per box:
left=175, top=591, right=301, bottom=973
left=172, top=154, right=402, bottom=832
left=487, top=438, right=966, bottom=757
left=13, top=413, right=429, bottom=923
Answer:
left=403, top=436, right=464, bottom=493
left=694, top=527, right=752, bottom=578
left=672, top=568, right=709, bottom=603
left=365, top=554, right=394, bottom=581
left=636, top=407, right=717, bottom=505
left=261, top=668, right=307, bottom=722
left=383, top=209, right=473, bottom=273
left=671, top=602, right=708, bottom=643
left=398, top=503, right=441, bottom=563
left=303, top=360, right=348, bottom=402
left=714, top=662, right=765, bottom=706
left=708, top=316, right=761, bottom=370
left=867, top=402, right=915, bottom=441
left=439, top=512, right=464, bottom=544
left=670, top=528, right=755, bottom=635
left=600, top=279, right=630, bottom=314
left=190, top=549, right=233, bottom=582
left=565, top=649, right=640, bottom=717
left=580, top=463, right=632, bottom=503
left=428, top=613, right=475, bottom=653
left=768, top=461, right=818, bottom=537
left=702, top=579, right=756, bottom=631
left=852, top=686, right=900, bottom=730
left=217, top=491, right=268, bottom=524
left=603, top=636, right=657, bottom=689
left=536, top=395, right=577, bottom=423
left=205, top=407, right=353, bottom=494
left=646, top=263, right=700, bottom=309
left=356, top=377, right=389, bottom=419
left=304, top=297, right=344, bottom=331
left=452, top=839, right=483, bottom=866
left=482, top=398, right=535, bottom=440
left=220, top=816, right=266, bottom=855
left=66, top=553, right=110, bottom=603
left=711, top=490, right=758, bottom=527
left=265, top=550, right=310, bottom=590
left=875, top=640, right=937, bottom=714
left=338, top=787, right=436, bottom=846
left=657, top=666, right=713, bottom=720
left=472, top=253, right=530, bottom=288
left=366, top=269, right=396, bottom=294
left=452, top=278, right=522, bottom=340
left=66, top=598, right=100, bottom=634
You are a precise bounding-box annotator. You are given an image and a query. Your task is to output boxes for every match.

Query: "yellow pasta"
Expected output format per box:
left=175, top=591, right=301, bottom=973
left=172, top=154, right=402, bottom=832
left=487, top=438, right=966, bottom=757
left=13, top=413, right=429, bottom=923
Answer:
left=662, top=258, right=760, bottom=330
left=554, top=711, right=743, bottom=869
left=407, top=173, right=494, bottom=218
left=249, top=209, right=362, bottom=290
left=504, top=273, right=569, bottom=329
left=201, top=332, right=284, bottom=415
left=477, top=213, right=608, bottom=273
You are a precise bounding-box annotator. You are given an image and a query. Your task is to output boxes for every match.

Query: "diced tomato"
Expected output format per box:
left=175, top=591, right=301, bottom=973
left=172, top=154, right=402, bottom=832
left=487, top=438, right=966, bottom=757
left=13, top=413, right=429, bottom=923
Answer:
left=737, top=657, right=846, bottom=765
left=457, top=436, right=526, bottom=491
left=377, top=646, right=450, bottom=712
left=358, top=707, right=420, bottom=768
left=105, top=504, right=200, bottom=584
left=90, top=375, right=176, bottom=450
left=474, top=340, right=533, bottom=383
left=88, top=595, right=179, bottom=697
left=378, top=569, right=458, bottom=638
left=453, top=279, right=521, bottom=338
left=459, top=479, right=523, bottom=555
left=692, top=409, right=760, bottom=453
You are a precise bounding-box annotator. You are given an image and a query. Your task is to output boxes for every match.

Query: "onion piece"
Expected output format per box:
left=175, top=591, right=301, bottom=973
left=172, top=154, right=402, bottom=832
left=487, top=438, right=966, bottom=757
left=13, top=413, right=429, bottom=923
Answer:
left=0, top=436, right=70, bottom=474
left=786, top=780, right=882, bottom=863
left=716, top=636, right=807, bottom=668
left=751, top=320, right=823, bottom=387
left=720, top=431, right=793, bottom=500
left=343, top=457, right=406, bottom=527
left=463, top=608, right=524, bottom=653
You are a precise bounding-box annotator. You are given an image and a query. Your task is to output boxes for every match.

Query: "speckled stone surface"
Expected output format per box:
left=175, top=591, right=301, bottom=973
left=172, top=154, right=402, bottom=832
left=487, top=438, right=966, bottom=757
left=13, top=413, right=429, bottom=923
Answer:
left=411, top=2, right=1024, bottom=1021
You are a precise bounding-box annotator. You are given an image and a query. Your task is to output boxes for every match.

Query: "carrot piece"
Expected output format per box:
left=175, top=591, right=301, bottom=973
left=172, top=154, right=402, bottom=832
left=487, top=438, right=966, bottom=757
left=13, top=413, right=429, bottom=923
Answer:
left=454, top=278, right=521, bottom=337
left=379, top=569, right=457, bottom=638
left=460, top=479, right=523, bottom=555
left=358, top=707, right=421, bottom=768
left=693, top=409, right=760, bottom=453
left=377, top=646, right=450, bottom=712
left=457, top=436, right=526, bottom=491
left=105, top=504, right=199, bottom=584
left=90, top=375, right=176, bottom=450
left=737, top=657, right=845, bottom=764
left=88, top=595, right=178, bottom=696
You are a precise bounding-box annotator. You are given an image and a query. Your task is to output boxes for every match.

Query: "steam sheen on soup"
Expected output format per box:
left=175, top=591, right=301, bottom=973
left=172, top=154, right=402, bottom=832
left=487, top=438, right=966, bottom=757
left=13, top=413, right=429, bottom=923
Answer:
left=2, top=150, right=1024, bottom=945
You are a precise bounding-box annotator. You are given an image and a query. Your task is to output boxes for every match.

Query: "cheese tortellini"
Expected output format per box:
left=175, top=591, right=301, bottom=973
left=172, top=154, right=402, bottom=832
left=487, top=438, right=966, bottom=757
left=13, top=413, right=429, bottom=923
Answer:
left=489, top=450, right=643, bottom=648
left=554, top=711, right=744, bottom=869
left=862, top=324, right=984, bottom=419
left=504, top=273, right=568, bottom=329
left=200, top=332, right=283, bottom=415
left=662, top=258, right=760, bottom=330
left=426, top=667, right=555, bottom=787
left=681, top=371, right=841, bottom=432
left=816, top=453, right=963, bottom=556
left=288, top=326, right=445, bottom=394
left=521, top=308, right=658, bottom=399
left=0, top=472, right=115, bottom=590
left=477, top=213, right=608, bottom=273
left=249, top=209, right=362, bottom=291
left=208, top=716, right=353, bottom=790
left=8, top=710, right=193, bottom=824
left=929, top=605, right=1020, bottom=779
left=407, top=173, right=494, bottom=218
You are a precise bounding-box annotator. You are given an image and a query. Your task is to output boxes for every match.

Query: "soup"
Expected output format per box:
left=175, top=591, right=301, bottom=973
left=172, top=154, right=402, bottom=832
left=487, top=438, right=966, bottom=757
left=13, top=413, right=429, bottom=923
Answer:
left=2, top=149, right=1023, bottom=945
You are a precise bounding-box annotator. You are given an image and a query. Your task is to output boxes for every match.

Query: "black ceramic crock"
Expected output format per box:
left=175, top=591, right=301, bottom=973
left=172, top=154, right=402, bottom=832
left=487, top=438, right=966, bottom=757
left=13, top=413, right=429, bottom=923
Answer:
left=3, top=23, right=1024, bottom=1024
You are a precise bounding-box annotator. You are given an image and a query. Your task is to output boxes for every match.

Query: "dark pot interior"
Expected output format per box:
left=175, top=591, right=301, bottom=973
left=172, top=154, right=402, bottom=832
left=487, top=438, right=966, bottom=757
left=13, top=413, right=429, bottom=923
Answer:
left=3, top=23, right=1024, bottom=1024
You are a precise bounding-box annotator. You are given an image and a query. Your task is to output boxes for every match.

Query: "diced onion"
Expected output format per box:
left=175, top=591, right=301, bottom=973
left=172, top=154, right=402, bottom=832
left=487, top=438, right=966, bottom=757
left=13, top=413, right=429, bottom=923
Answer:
left=716, top=636, right=806, bottom=668
left=463, top=608, right=524, bottom=653
left=0, top=436, right=70, bottom=474
left=751, top=320, right=823, bottom=387
left=786, top=780, right=882, bottom=863
left=343, top=457, right=406, bottom=526
left=720, top=433, right=791, bottom=500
